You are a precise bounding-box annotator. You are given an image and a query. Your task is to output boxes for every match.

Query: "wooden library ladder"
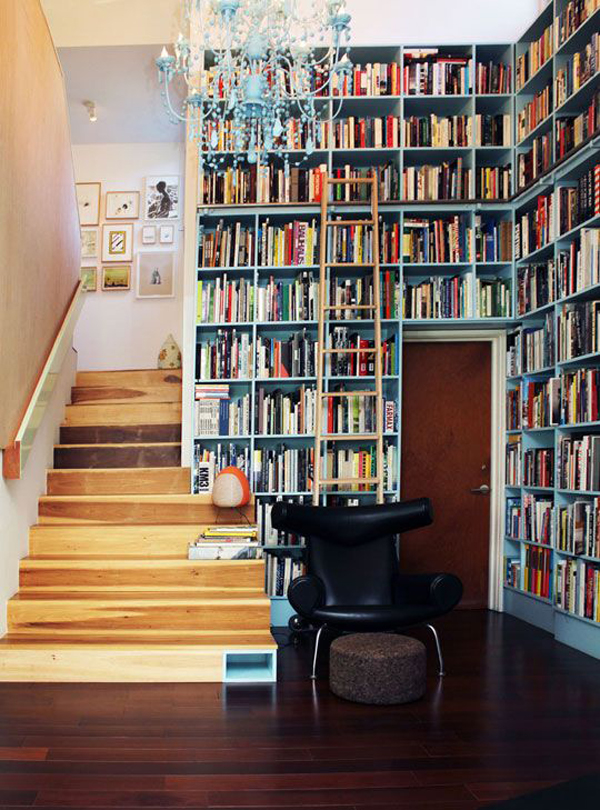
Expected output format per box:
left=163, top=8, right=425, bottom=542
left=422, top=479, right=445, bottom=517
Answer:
left=313, top=174, right=385, bottom=506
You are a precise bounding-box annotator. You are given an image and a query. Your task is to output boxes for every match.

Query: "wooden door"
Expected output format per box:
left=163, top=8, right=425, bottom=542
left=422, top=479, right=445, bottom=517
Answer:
left=400, top=341, right=492, bottom=609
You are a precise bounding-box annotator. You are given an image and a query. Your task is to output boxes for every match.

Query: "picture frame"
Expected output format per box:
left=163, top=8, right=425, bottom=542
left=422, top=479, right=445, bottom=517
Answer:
left=81, top=227, right=99, bottom=259
left=80, top=266, right=97, bottom=292
left=105, top=191, right=140, bottom=220
left=142, top=225, right=156, bottom=245
left=136, top=251, right=175, bottom=299
left=76, top=182, right=101, bottom=226
left=159, top=224, right=175, bottom=245
left=102, top=223, right=133, bottom=263
left=101, top=264, right=131, bottom=291
left=144, top=175, right=180, bottom=220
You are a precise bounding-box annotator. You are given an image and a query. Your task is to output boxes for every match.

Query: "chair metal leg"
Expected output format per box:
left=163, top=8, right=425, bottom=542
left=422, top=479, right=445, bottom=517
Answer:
left=425, top=623, right=446, bottom=677
left=311, top=624, right=326, bottom=680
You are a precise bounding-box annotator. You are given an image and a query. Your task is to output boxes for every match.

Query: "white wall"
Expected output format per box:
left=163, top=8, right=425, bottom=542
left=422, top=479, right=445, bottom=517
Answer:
left=44, top=0, right=541, bottom=47
left=72, top=142, right=185, bottom=371
left=0, top=349, right=77, bottom=635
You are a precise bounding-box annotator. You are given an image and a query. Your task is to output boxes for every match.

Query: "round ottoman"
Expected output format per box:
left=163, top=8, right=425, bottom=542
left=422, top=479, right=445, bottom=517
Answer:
left=329, top=633, right=426, bottom=705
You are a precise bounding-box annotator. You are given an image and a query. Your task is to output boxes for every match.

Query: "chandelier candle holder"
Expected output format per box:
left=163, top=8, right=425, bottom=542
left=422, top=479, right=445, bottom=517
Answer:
left=156, top=0, right=352, bottom=171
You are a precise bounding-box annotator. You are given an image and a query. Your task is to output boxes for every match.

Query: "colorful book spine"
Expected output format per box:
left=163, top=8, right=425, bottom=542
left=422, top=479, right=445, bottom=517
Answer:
left=516, top=22, right=554, bottom=90
left=517, top=259, right=556, bottom=315
left=556, top=558, right=600, bottom=620
left=403, top=275, right=473, bottom=319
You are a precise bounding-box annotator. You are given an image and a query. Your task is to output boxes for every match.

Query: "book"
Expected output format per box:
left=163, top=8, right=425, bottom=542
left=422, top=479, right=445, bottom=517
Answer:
left=523, top=448, right=555, bottom=488
left=557, top=300, right=600, bottom=360
left=404, top=114, right=472, bottom=147
left=517, top=259, right=556, bottom=315
left=476, top=277, right=511, bottom=318
left=402, top=161, right=472, bottom=202
left=517, top=133, right=553, bottom=190
left=475, top=113, right=511, bottom=146
left=516, top=21, right=553, bottom=90
left=475, top=216, right=513, bottom=262
left=403, top=216, right=473, bottom=264
left=193, top=444, right=251, bottom=493
left=556, top=163, right=600, bottom=234
left=561, top=367, right=600, bottom=424
left=476, top=61, right=512, bottom=94
left=554, top=32, right=600, bottom=109
left=403, top=50, right=473, bottom=96
left=516, top=82, right=552, bottom=143
left=403, top=274, right=473, bottom=320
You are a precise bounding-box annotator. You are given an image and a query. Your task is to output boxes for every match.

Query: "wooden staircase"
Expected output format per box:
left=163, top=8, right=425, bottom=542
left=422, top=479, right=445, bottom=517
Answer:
left=0, top=369, right=275, bottom=682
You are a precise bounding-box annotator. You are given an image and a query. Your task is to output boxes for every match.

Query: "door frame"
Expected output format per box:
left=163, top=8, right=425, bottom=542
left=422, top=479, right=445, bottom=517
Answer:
left=402, top=329, right=506, bottom=612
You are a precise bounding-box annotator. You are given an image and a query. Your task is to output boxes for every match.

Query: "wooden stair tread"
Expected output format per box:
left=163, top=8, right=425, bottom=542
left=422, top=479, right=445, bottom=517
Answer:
left=0, top=633, right=276, bottom=649
left=72, top=385, right=181, bottom=405
left=39, top=493, right=224, bottom=503
left=12, top=591, right=269, bottom=602
left=21, top=558, right=264, bottom=568
left=62, top=402, right=182, bottom=427
left=54, top=443, right=181, bottom=449
left=75, top=370, right=182, bottom=387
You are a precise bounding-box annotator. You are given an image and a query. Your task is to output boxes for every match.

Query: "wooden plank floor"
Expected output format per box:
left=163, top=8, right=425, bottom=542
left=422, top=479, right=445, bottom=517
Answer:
left=0, top=611, right=599, bottom=808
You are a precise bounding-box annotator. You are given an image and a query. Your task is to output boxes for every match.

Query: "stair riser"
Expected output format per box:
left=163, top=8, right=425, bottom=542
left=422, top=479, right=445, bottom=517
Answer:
left=46, top=468, right=191, bottom=496
left=71, top=386, right=181, bottom=405
left=76, top=370, right=182, bottom=388
left=63, top=403, right=181, bottom=427
left=8, top=602, right=270, bottom=633
left=38, top=500, right=254, bottom=525
left=54, top=445, right=181, bottom=469
left=59, top=425, right=181, bottom=445
left=29, top=525, right=204, bottom=558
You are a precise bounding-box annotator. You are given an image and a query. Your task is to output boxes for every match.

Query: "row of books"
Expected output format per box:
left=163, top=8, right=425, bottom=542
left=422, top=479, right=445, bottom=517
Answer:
left=475, top=61, right=511, bottom=95
left=255, top=385, right=315, bottom=436
left=516, top=20, right=553, bottom=91
left=321, top=444, right=398, bottom=491
left=561, top=367, right=600, bottom=424
left=475, top=165, right=512, bottom=201
left=403, top=275, right=472, bottom=320
left=523, top=494, right=554, bottom=545
left=331, top=116, right=401, bottom=149
left=554, top=32, right=600, bottom=109
left=523, top=545, right=552, bottom=598
left=506, top=331, right=522, bottom=377
left=514, top=193, right=554, bottom=260
left=505, top=557, right=521, bottom=588
left=255, top=273, right=317, bottom=323
left=257, top=497, right=309, bottom=547
left=506, top=369, right=600, bottom=429
left=256, top=330, right=316, bottom=379
left=323, top=393, right=397, bottom=435
left=265, top=554, right=305, bottom=597
left=556, top=498, right=600, bottom=559
left=402, top=216, right=472, bottom=264
left=557, top=300, right=600, bottom=361
left=324, top=62, right=402, bottom=97
left=475, top=113, right=511, bottom=147
left=517, top=133, right=552, bottom=190
left=474, top=216, right=513, bottom=263
left=196, top=277, right=254, bottom=324
left=193, top=444, right=251, bottom=494
left=259, top=219, right=318, bottom=268
left=555, top=89, right=600, bottom=160
left=196, top=330, right=252, bottom=380
left=401, top=161, right=471, bottom=202
left=506, top=497, right=521, bottom=537
left=194, top=385, right=251, bottom=437
left=524, top=448, right=554, bottom=488
left=555, top=1, right=600, bottom=50
left=522, top=314, right=555, bottom=373
left=328, top=271, right=400, bottom=321
left=326, top=220, right=377, bottom=263
left=555, top=558, right=600, bottom=620
left=476, top=277, right=512, bottom=318
left=329, top=165, right=400, bottom=202
left=521, top=377, right=560, bottom=429
left=327, top=329, right=398, bottom=377
left=199, top=222, right=254, bottom=268
left=506, top=436, right=522, bottom=486
left=558, top=434, right=600, bottom=492
left=517, top=259, right=555, bottom=315
left=507, top=389, right=522, bottom=431
left=402, top=51, right=472, bottom=96
left=556, top=162, right=600, bottom=235
left=403, top=115, right=471, bottom=148
left=516, top=83, right=552, bottom=144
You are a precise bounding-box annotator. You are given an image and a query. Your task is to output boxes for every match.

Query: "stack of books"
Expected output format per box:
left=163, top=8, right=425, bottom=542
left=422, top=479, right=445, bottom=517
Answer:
left=188, top=525, right=261, bottom=560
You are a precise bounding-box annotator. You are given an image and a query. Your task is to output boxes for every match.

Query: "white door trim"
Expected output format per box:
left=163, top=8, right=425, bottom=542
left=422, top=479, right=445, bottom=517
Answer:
left=402, top=329, right=506, bottom=612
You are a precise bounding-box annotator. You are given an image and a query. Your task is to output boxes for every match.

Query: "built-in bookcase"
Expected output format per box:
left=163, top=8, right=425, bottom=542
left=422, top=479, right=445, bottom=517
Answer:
left=192, top=6, right=600, bottom=654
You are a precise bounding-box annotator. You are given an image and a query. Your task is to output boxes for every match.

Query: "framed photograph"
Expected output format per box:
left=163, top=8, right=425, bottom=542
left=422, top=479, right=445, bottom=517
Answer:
left=80, top=266, right=97, bottom=292
left=144, top=175, right=180, bottom=220
left=76, top=182, right=101, bottom=226
left=136, top=252, right=175, bottom=299
left=102, top=224, right=133, bottom=262
left=159, top=224, right=175, bottom=245
left=142, top=225, right=156, bottom=245
left=105, top=191, right=140, bottom=220
left=81, top=227, right=99, bottom=259
left=102, top=264, right=131, bottom=291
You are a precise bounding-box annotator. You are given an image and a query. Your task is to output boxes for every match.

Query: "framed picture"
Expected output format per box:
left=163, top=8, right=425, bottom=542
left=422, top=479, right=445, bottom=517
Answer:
left=102, top=224, right=133, bottom=262
left=159, top=224, right=175, bottom=245
left=136, top=252, right=175, bottom=299
left=76, top=182, right=101, bottom=226
left=102, top=264, right=131, bottom=291
left=81, top=228, right=99, bottom=259
left=105, top=191, right=140, bottom=220
left=144, top=175, right=180, bottom=220
left=142, top=225, right=156, bottom=245
left=80, top=266, right=97, bottom=292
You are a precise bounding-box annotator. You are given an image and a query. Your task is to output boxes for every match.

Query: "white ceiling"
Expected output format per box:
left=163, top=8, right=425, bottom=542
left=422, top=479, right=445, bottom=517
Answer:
left=59, top=44, right=185, bottom=144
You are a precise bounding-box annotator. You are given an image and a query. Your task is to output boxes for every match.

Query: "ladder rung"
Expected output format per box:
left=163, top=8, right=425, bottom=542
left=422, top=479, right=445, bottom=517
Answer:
left=319, top=477, right=381, bottom=485
left=325, top=219, right=375, bottom=226
left=321, top=434, right=378, bottom=441
left=323, top=347, right=377, bottom=354
left=326, top=178, right=374, bottom=184
left=324, top=304, right=376, bottom=311
left=320, top=391, right=377, bottom=397
left=327, top=262, right=376, bottom=267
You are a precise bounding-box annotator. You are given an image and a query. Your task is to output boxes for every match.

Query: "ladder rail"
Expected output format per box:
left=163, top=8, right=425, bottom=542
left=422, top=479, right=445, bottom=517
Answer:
left=370, top=177, right=385, bottom=504
left=313, top=178, right=330, bottom=505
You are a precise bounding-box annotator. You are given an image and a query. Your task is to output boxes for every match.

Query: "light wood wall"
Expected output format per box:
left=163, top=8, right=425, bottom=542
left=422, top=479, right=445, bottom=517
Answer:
left=0, top=0, right=81, bottom=449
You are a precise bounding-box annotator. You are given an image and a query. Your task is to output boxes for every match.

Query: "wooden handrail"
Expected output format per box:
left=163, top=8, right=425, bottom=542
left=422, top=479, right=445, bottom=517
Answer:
left=2, top=282, right=84, bottom=479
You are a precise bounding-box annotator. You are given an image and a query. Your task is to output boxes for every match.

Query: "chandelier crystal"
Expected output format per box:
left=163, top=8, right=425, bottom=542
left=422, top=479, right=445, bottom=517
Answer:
left=156, top=0, right=352, bottom=170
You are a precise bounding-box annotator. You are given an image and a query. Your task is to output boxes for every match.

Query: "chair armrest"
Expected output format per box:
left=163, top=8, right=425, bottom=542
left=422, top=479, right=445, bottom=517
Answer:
left=397, top=573, right=463, bottom=613
left=287, top=575, right=326, bottom=618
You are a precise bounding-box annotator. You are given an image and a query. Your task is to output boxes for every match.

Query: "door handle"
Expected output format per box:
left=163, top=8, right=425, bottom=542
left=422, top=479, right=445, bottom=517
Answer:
left=470, top=484, right=490, bottom=495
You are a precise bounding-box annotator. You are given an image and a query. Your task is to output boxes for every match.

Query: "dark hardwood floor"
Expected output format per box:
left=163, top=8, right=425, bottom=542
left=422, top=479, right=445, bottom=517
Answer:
left=0, top=611, right=599, bottom=809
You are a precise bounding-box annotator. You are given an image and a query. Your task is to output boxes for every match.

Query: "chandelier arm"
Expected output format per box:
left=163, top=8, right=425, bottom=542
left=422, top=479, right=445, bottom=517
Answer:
left=160, top=76, right=189, bottom=123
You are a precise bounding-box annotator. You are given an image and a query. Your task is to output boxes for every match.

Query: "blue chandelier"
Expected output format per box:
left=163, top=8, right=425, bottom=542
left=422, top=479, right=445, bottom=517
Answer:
left=156, top=0, right=352, bottom=170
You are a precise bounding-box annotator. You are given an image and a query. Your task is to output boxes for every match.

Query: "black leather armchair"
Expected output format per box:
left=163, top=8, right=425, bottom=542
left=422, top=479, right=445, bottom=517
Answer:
left=271, top=498, right=463, bottom=678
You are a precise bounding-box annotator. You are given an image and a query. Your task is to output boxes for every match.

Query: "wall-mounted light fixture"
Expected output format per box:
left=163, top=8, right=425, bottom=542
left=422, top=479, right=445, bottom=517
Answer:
left=83, top=100, right=98, bottom=123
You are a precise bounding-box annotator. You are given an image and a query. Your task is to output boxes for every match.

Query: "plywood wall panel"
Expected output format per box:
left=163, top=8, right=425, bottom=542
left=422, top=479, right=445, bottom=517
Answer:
left=0, top=0, right=80, bottom=448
